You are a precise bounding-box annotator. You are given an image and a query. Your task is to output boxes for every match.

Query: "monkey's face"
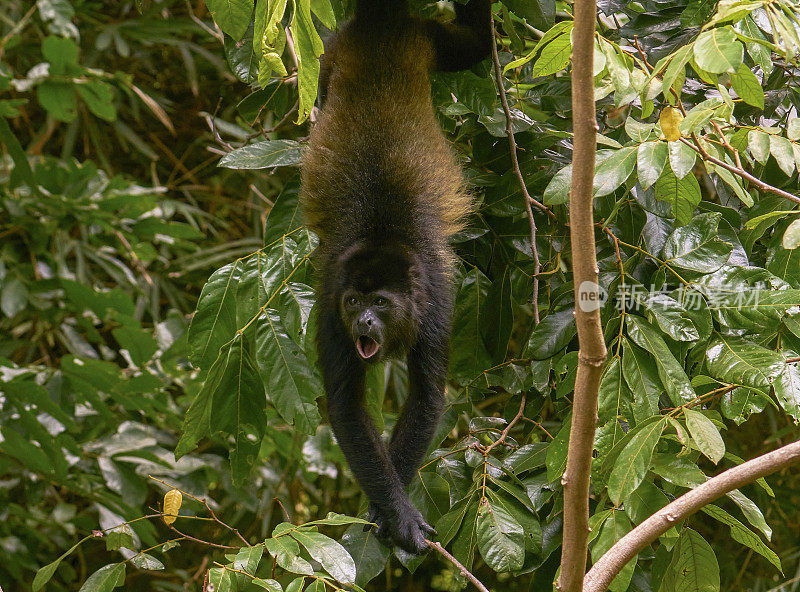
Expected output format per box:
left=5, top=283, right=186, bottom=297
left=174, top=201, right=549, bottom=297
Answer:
left=339, top=288, right=416, bottom=362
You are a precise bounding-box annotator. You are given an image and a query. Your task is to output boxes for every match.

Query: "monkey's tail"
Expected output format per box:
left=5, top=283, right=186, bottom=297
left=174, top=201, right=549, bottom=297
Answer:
left=354, top=0, right=410, bottom=22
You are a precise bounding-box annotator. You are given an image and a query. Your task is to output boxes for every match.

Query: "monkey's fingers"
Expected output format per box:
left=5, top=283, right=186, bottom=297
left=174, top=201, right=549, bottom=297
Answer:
left=421, top=520, right=437, bottom=537
left=363, top=503, right=384, bottom=532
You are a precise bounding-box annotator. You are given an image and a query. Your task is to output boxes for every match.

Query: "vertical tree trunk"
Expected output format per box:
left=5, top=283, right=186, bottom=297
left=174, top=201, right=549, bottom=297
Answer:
left=557, top=0, right=605, bottom=590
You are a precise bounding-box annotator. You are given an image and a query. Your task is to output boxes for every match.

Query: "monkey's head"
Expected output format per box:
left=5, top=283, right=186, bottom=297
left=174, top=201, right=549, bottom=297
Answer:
left=335, top=242, right=420, bottom=362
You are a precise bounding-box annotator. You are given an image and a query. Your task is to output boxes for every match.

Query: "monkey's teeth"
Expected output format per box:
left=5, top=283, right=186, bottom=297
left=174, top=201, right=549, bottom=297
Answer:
left=357, top=336, right=380, bottom=359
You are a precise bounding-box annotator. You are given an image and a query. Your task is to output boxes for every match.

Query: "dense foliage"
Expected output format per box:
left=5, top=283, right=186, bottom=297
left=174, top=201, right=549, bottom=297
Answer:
left=2, top=1, right=800, bottom=592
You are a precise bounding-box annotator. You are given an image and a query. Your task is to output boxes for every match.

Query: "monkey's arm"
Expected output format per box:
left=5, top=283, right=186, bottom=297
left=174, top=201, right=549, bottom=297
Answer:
left=318, top=311, right=435, bottom=553
left=426, top=0, right=492, bottom=72
left=388, top=317, right=449, bottom=487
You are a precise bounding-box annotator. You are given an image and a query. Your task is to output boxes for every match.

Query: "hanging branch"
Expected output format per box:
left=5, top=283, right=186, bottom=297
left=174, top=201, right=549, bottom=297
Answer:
left=583, top=440, right=800, bottom=592
left=426, top=540, right=490, bottom=592
left=490, top=14, right=545, bottom=324
left=557, top=0, right=606, bottom=590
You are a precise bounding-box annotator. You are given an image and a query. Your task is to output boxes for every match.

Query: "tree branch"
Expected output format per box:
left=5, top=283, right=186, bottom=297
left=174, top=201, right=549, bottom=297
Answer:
left=583, top=440, right=800, bottom=592
left=680, top=138, right=800, bottom=207
left=426, top=540, right=490, bottom=592
left=490, top=13, right=545, bottom=324
left=484, top=395, right=527, bottom=455
left=558, top=0, right=606, bottom=590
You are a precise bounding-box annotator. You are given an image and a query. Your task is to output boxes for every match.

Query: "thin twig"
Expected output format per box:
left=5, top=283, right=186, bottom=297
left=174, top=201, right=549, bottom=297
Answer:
left=680, top=138, right=800, bottom=206
left=426, top=540, right=490, bottom=592
left=485, top=395, right=527, bottom=455
left=208, top=98, right=234, bottom=152
left=490, top=14, right=542, bottom=325
left=149, top=476, right=251, bottom=546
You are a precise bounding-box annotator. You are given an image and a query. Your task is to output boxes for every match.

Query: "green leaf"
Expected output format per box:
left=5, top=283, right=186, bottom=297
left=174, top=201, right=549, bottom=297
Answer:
left=701, top=505, right=781, bottom=572
left=42, top=35, right=79, bottom=75
left=255, top=309, right=320, bottom=433
left=290, top=530, right=356, bottom=585
left=174, top=341, right=229, bottom=458
left=219, top=140, right=305, bottom=169
left=0, top=117, right=35, bottom=188
left=78, top=563, right=126, bottom=592
left=112, top=325, right=158, bottom=366
left=341, top=524, right=390, bottom=586
left=476, top=498, right=525, bottom=573
left=662, top=529, right=720, bottom=592
left=660, top=45, right=693, bottom=99
left=654, top=165, right=701, bottom=226
left=130, top=553, right=164, bottom=570
left=105, top=525, right=135, bottom=552
left=622, top=341, right=663, bottom=421
left=76, top=81, right=116, bottom=121
left=693, top=27, right=743, bottom=73
left=770, top=134, right=795, bottom=176
left=594, top=147, right=637, bottom=197
left=598, top=357, right=632, bottom=423
left=524, top=309, right=576, bottom=359
left=504, top=21, right=572, bottom=74
left=1, top=277, right=27, bottom=318
left=481, top=267, right=513, bottom=361
left=290, top=0, right=324, bottom=123
left=607, top=417, right=665, bottom=505
left=626, top=316, right=695, bottom=405
left=637, top=141, right=668, bottom=189
left=486, top=488, right=542, bottom=553
left=679, top=98, right=724, bottom=135
left=730, top=63, right=764, bottom=109
left=774, top=363, right=800, bottom=422
left=546, top=418, right=571, bottom=482
left=668, top=141, right=696, bottom=180
left=634, top=292, right=700, bottom=342
left=705, top=335, right=786, bottom=390
left=33, top=537, right=90, bottom=592
left=783, top=219, right=800, bottom=249
left=504, top=442, right=548, bottom=474
left=591, top=511, right=636, bottom=592
left=543, top=164, right=572, bottom=205
left=748, top=130, right=770, bottom=164
left=188, top=260, right=242, bottom=372
left=37, top=81, right=77, bottom=122
left=206, top=0, right=254, bottom=40
left=449, top=267, right=492, bottom=382
left=726, top=488, right=772, bottom=540
left=651, top=454, right=706, bottom=488
left=624, top=480, right=669, bottom=524
left=264, top=536, right=314, bottom=575
left=225, top=22, right=260, bottom=84
left=662, top=213, right=732, bottom=272
left=207, top=567, right=232, bottom=592
left=684, top=408, right=725, bottom=463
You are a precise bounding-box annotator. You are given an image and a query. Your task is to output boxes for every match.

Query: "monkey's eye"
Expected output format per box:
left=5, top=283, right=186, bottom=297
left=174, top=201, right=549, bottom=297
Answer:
left=374, top=296, right=388, bottom=307
left=347, top=296, right=359, bottom=306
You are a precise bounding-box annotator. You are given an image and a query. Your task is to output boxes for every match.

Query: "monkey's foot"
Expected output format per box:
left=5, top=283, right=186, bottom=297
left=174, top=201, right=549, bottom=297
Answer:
left=367, top=502, right=436, bottom=554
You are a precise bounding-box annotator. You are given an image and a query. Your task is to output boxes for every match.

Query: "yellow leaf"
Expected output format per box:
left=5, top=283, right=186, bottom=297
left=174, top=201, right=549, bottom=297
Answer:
left=163, top=489, right=182, bottom=525
left=660, top=106, right=684, bottom=141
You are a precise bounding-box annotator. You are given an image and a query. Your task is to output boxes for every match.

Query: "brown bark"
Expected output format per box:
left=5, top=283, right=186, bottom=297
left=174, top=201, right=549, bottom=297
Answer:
left=557, top=0, right=606, bottom=590
left=583, top=440, right=800, bottom=592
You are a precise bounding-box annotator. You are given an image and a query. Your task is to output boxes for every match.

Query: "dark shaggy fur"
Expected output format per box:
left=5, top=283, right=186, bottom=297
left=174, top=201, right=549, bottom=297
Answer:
left=300, top=0, right=491, bottom=553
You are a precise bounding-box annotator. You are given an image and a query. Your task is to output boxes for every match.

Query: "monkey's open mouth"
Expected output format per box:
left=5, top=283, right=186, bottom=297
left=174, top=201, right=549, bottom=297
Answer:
left=356, top=336, right=380, bottom=359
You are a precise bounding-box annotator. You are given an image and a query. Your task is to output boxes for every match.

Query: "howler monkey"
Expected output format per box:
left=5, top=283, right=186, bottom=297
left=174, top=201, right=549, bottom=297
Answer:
left=300, top=0, right=491, bottom=553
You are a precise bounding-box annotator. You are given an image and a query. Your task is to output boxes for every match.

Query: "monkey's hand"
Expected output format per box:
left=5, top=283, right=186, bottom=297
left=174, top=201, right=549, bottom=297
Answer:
left=367, top=502, right=436, bottom=554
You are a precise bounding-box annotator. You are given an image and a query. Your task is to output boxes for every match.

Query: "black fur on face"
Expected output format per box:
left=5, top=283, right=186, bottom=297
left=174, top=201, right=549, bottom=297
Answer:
left=334, top=242, right=420, bottom=362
